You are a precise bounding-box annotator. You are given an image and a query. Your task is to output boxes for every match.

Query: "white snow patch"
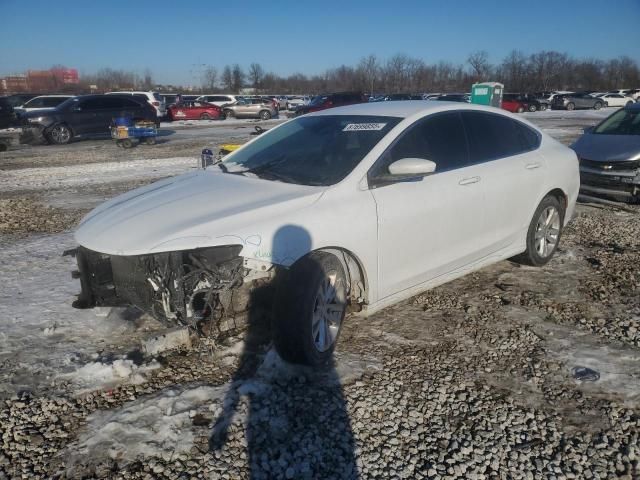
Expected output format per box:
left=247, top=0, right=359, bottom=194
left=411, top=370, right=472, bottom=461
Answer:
left=59, top=359, right=161, bottom=395
left=69, top=384, right=228, bottom=468
left=0, top=233, right=165, bottom=396
left=0, top=156, right=198, bottom=193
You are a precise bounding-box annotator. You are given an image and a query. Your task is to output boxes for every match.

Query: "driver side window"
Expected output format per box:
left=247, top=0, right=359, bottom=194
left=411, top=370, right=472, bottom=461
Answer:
left=372, top=112, right=469, bottom=179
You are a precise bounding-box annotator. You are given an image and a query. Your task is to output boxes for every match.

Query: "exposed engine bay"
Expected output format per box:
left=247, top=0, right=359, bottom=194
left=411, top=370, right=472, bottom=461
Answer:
left=68, top=244, right=276, bottom=336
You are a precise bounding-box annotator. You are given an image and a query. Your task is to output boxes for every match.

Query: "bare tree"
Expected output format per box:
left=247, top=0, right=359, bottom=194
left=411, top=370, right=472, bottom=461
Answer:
left=221, top=65, right=233, bottom=92
left=248, top=63, right=264, bottom=91
left=202, top=66, right=218, bottom=91
left=467, top=50, right=491, bottom=81
left=357, top=55, right=379, bottom=94
left=231, top=64, right=245, bottom=93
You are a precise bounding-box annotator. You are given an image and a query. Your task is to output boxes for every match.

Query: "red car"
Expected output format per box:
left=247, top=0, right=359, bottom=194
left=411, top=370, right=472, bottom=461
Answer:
left=167, top=101, right=222, bottom=121
left=294, top=92, right=366, bottom=116
left=501, top=94, right=529, bottom=113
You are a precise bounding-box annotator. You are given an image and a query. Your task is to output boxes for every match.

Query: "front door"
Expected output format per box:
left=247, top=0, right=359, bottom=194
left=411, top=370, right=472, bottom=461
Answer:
left=369, top=112, right=490, bottom=300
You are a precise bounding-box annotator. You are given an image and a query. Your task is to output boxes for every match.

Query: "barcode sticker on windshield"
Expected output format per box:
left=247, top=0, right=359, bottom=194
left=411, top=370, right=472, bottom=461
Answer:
left=343, top=123, right=387, bottom=131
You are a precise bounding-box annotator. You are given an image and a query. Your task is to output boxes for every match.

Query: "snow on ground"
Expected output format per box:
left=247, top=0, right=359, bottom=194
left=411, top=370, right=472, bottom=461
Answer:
left=0, top=156, right=198, bottom=193
left=0, top=233, right=165, bottom=397
left=67, top=348, right=380, bottom=471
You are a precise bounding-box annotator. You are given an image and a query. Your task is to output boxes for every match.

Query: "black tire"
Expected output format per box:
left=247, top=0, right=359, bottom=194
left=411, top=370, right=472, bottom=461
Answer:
left=566, top=103, right=575, bottom=111
left=513, top=195, right=565, bottom=267
left=259, top=110, right=272, bottom=120
left=46, top=123, right=72, bottom=145
left=121, top=138, right=134, bottom=149
left=200, top=113, right=211, bottom=120
left=528, top=104, right=537, bottom=112
left=594, top=102, right=602, bottom=110
left=223, top=110, right=233, bottom=119
left=540, top=104, right=548, bottom=111
left=144, top=137, right=156, bottom=145
left=273, top=251, right=348, bottom=366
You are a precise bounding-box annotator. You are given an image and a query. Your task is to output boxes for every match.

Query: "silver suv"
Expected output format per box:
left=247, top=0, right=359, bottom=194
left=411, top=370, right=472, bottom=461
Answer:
left=222, top=98, right=277, bottom=120
left=551, top=93, right=604, bottom=111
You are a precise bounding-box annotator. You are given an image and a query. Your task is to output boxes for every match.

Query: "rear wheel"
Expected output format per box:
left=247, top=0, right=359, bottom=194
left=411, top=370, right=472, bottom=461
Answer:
left=594, top=102, right=602, bottom=110
left=47, top=124, right=72, bottom=145
left=273, top=252, right=348, bottom=366
left=514, top=195, right=564, bottom=267
left=260, top=110, right=272, bottom=120
left=121, top=138, right=134, bottom=148
left=528, top=104, right=537, bottom=112
left=223, top=110, right=233, bottom=119
left=200, top=113, right=211, bottom=120
left=540, top=104, right=548, bottom=111
left=566, top=102, right=575, bottom=111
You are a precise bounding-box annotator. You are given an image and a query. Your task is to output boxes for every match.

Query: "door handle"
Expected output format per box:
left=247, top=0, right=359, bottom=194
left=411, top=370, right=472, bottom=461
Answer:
left=526, top=162, right=541, bottom=170
left=458, top=176, right=480, bottom=186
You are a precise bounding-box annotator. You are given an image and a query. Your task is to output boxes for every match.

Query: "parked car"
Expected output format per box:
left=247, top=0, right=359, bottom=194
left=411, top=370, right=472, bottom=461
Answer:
left=106, top=91, right=166, bottom=118
left=22, top=94, right=157, bottom=144
left=0, top=97, right=17, bottom=130
left=196, top=94, right=240, bottom=107
left=71, top=101, right=577, bottom=366
left=14, top=95, right=74, bottom=114
left=167, top=101, right=223, bottom=121
left=433, top=94, right=470, bottom=103
left=4, top=93, right=39, bottom=108
left=535, top=91, right=575, bottom=104
left=599, top=93, right=635, bottom=108
left=519, top=94, right=549, bottom=112
left=222, top=98, right=277, bottom=120
left=286, top=96, right=311, bottom=110
left=295, top=92, right=367, bottom=116
left=571, top=102, right=640, bottom=203
left=501, top=94, right=530, bottom=113
left=552, top=93, right=604, bottom=111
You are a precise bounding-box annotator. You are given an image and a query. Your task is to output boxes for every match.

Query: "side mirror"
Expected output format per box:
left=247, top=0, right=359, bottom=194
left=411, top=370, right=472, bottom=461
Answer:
left=371, top=158, right=437, bottom=187
left=388, top=158, right=437, bottom=176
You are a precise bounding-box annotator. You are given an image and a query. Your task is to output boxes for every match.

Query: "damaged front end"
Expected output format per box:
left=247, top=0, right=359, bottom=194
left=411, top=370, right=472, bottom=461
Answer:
left=68, top=244, right=276, bottom=336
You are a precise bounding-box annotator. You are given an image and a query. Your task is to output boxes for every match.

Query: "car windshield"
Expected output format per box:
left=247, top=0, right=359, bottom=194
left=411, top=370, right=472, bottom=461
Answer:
left=221, top=115, right=401, bottom=186
left=594, top=109, right=640, bottom=135
left=309, top=95, right=328, bottom=106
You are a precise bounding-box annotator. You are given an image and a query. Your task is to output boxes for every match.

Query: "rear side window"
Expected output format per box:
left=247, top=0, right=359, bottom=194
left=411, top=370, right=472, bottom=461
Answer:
left=43, top=97, right=67, bottom=107
left=379, top=112, right=469, bottom=174
left=462, top=111, right=540, bottom=163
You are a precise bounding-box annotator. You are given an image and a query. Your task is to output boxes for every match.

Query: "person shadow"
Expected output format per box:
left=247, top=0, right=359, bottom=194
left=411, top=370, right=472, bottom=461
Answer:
left=209, top=225, right=359, bottom=479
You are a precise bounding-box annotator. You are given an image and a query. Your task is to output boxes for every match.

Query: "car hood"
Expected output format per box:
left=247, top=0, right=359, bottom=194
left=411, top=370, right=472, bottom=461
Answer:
left=74, top=170, right=325, bottom=256
left=572, top=133, right=640, bottom=162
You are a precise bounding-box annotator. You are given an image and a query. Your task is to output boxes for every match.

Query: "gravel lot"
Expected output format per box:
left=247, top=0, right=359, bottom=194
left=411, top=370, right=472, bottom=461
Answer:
left=1, top=109, right=639, bottom=479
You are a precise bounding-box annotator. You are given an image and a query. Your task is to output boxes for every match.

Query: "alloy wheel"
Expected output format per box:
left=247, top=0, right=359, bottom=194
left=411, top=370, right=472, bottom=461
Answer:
left=534, top=206, right=560, bottom=258
left=50, top=125, right=71, bottom=144
left=311, top=272, right=345, bottom=352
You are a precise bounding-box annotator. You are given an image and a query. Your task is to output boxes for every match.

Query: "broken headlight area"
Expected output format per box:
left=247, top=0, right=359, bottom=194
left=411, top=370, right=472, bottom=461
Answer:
left=69, top=244, right=276, bottom=337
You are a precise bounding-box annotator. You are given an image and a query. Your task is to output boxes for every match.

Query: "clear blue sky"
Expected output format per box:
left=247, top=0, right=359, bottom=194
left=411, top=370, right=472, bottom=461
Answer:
left=1, top=0, right=638, bottom=85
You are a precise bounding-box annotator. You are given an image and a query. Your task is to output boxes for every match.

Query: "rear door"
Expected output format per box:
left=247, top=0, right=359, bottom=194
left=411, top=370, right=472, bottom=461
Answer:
left=461, top=111, right=545, bottom=249
left=69, top=97, right=105, bottom=135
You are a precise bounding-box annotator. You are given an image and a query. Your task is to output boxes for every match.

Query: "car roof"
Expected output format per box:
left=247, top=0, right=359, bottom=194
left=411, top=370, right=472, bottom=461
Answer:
left=309, top=100, right=509, bottom=119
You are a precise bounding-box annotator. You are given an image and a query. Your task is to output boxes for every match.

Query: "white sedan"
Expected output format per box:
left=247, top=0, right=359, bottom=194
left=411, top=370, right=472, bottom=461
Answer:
left=600, top=93, right=635, bottom=108
left=71, top=102, right=579, bottom=366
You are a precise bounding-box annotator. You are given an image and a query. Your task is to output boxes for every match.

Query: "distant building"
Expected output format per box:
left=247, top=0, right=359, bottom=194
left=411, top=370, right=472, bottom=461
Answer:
left=0, top=67, right=79, bottom=94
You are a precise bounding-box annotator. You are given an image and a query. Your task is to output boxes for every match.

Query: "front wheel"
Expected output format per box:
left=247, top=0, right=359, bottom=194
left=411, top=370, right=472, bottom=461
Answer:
left=514, top=195, right=564, bottom=267
left=566, top=103, right=575, bottom=111
left=273, top=252, right=348, bottom=366
left=200, top=113, right=211, bottom=120
left=594, top=102, right=602, bottom=110
left=47, top=124, right=72, bottom=145
left=223, top=110, right=233, bottom=119
left=540, top=104, right=548, bottom=111
left=260, top=110, right=272, bottom=120
left=528, top=104, right=537, bottom=112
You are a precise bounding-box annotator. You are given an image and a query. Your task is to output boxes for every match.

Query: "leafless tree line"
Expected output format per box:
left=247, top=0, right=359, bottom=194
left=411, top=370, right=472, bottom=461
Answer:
left=77, top=50, right=639, bottom=94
